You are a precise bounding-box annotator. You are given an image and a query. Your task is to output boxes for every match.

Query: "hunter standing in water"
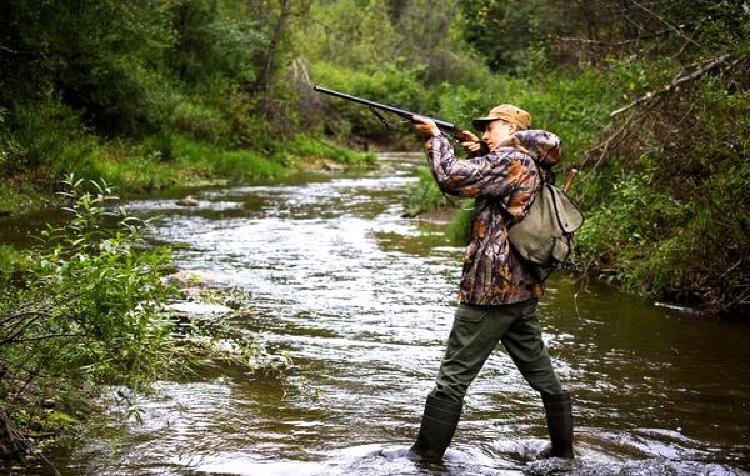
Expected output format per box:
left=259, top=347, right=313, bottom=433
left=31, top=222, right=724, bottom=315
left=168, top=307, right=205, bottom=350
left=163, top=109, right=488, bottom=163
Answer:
left=407, top=106, right=574, bottom=460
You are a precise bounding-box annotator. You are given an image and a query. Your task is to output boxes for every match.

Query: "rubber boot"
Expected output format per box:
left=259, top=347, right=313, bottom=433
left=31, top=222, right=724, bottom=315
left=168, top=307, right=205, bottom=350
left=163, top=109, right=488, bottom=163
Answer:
left=407, top=395, right=463, bottom=461
left=540, top=392, right=574, bottom=459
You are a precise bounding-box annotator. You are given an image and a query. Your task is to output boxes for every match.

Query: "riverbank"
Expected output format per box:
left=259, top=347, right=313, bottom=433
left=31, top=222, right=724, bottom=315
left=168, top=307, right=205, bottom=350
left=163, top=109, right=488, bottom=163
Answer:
left=0, top=133, right=375, bottom=217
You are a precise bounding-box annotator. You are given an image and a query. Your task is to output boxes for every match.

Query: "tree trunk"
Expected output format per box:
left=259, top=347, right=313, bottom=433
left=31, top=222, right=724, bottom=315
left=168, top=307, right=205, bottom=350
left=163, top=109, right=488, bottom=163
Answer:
left=261, top=0, right=291, bottom=104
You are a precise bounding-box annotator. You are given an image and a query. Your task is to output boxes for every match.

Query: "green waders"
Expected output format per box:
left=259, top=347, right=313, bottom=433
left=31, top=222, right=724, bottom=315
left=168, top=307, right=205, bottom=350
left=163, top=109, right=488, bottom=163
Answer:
left=410, top=298, right=573, bottom=460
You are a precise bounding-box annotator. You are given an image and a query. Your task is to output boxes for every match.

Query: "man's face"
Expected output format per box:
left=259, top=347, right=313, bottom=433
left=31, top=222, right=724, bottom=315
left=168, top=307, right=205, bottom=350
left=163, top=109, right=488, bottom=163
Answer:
left=482, top=120, right=516, bottom=150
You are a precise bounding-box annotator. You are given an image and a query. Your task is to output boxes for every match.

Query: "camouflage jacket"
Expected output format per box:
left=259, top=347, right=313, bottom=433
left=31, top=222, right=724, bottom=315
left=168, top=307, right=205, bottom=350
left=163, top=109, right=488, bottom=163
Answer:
left=424, top=130, right=561, bottom=306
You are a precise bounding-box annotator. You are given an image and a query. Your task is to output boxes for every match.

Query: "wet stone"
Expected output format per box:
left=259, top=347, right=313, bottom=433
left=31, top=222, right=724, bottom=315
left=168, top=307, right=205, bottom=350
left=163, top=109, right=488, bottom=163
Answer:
left=175, top=195, right=200, bottom=206
left=379, top=164, right=396, bottom=176
left=164, top=270, right=232, bottom=289
left=321, top=161, right=346, bottom=172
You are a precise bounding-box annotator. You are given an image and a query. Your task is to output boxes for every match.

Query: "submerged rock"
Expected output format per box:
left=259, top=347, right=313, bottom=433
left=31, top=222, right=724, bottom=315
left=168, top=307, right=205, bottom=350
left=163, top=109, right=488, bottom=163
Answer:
left=164, top=270, right=231, bottom=289
left=321, top=161, right=346, bottom=172
left=379, top=164, right=396, bottom=176
left=175, top=195, right=199, bottom=206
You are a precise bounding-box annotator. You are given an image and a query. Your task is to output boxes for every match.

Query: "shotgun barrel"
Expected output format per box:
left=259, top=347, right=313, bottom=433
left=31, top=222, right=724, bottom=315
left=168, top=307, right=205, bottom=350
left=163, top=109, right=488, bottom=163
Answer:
left=313, top=85, right=457, bottom=136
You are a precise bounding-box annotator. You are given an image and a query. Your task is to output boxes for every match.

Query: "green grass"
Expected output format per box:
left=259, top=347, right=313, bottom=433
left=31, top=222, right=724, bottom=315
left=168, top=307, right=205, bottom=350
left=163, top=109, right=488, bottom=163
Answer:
left=0, top=181, right=45, bottom=212
left=171, top=134, right=287, bottom=181
left=282, top=134, right=376, bottom=164
left=446, top=201, right=474, bottom=245
left=0, top=130, right=375, bottom=215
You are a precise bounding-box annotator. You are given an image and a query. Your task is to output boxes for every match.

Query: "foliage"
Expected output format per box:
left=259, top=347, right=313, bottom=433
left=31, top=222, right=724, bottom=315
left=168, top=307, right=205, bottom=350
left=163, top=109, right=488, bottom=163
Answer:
left=0, top=0, right=748, bottom=468
left=446, top=200, right=474, bottom=245
left=309, top=61, right=437, bottom=143
left=402, top=166, right=454, bottom=217
left=0, top=245, right=27, bottom=290
left=389, top=0, right=749, bottom=316
left=0, top=176, right=174, bottom=460
left=2, top=176, right=174, bottom=387
left=281, top=134, right=376, bottom=164
left=169, top=134, right=287, bottom=180
left=0, top=177, right=291, bottom=462
left=460, top=0, right=563, bottom=71
left=573, top=56, right=750, bottom=315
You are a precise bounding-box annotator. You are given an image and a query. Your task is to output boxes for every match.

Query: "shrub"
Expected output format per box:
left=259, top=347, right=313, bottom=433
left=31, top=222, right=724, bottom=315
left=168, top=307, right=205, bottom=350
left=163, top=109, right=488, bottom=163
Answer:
left=171, top=100, right=231, bottom=144
left=401, top=166, right=454, bottom=217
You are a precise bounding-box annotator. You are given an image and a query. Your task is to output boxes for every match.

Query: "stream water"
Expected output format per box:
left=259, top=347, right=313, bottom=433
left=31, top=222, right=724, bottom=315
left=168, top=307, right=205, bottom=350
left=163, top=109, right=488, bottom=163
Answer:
left=43, top=153, right=750, bottom=474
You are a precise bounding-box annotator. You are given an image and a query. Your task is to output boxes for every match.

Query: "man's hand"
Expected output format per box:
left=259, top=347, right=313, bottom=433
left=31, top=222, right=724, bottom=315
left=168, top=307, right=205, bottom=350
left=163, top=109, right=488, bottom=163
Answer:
left=497, top=133, right=531, bottom=155
left=455, top=130, right=482, bottom=153
left=412, top=115, right=441, bottom=137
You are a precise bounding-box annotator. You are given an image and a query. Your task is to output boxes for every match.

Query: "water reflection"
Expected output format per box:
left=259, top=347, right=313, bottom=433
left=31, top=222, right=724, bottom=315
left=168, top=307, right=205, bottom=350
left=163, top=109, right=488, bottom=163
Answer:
left=55, top=154, right=749, bottom=475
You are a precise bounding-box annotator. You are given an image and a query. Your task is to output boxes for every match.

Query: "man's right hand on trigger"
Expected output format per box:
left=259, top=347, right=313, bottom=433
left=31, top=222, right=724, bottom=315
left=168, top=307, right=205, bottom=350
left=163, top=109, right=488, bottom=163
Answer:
left=455, top=130, right=482, bottom=153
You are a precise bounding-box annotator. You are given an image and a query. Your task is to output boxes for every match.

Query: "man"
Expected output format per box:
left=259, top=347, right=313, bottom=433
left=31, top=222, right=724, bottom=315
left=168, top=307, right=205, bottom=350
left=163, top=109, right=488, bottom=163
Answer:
left=407, top=105, right=573, bottom=460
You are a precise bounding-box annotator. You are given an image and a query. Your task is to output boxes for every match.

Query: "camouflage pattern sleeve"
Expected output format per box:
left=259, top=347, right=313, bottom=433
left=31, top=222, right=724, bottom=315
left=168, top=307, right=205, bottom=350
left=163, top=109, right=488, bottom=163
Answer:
left=423, top=132, right=561, bottom=306
left=424, top=135, right=533, bottom=199
left=515, top=130, right=561, bottom=167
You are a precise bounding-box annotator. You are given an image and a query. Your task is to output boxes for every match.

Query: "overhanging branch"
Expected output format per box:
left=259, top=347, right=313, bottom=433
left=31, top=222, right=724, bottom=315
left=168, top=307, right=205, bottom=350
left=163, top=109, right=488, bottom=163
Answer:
left=610, top=54, right=735, bottom=118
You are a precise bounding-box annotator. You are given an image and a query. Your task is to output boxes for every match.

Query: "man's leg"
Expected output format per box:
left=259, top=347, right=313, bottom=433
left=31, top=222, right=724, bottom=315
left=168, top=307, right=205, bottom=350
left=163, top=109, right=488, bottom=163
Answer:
left=499, top=300, right=563, bottom=395
left=430, top=303, right=518, bottom=402
left=500, top=300, right=574, bottom=458
left=410, top=302, right=520, bottom=460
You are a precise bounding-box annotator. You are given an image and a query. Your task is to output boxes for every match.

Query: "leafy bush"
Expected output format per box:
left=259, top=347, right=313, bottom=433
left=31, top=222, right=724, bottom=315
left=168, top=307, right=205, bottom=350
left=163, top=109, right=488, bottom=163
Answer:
left=572, top=55, right=750, bottom=314
left=2, top=99, right=90, bottom=176
left=0, top=176, right=292, bottom=461
left=12, top=176, right=174, bottom=385
left=401, top=166, right=454, bottom=217
left=0, top=176, right=174, bottom=458
left=0, top=245, right=27, bottom=291
left=171, top=100, right=232, bottom=144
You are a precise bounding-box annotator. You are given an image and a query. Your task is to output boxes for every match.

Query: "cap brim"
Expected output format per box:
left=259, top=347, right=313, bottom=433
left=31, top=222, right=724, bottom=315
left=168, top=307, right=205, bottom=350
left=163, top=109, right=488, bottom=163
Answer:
left=472, top=116, right=496, bottom=130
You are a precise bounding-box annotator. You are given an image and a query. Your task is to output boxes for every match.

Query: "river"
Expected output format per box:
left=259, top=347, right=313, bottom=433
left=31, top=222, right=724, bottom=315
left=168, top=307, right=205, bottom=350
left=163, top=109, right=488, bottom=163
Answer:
left=50, top=153, right=750, bottom=475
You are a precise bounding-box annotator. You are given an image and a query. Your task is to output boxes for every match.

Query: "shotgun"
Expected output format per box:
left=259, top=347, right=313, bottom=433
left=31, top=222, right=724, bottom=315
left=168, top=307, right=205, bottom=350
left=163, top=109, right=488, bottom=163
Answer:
left=313, top=85, right=483, bottom=148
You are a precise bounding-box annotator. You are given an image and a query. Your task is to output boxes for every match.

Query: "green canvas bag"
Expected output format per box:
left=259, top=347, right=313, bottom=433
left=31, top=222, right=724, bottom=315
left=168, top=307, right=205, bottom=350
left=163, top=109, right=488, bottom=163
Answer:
left=508, top=165, right=584, bottom=272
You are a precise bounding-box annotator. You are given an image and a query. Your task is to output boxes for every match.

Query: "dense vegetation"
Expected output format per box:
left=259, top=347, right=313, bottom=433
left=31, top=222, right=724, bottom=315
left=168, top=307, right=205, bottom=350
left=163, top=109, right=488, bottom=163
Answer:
left=382, top=0, right=749, bottom=318
left=0, top=0, right=748, bottom=468
left=0, top=0, right=374, bottom=212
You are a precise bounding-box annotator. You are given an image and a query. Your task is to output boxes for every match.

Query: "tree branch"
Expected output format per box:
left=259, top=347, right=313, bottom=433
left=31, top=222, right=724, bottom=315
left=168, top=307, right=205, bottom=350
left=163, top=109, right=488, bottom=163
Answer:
left=631, top=0, right=699, bottom=47
left=610, top=54, right=733, bottom=118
